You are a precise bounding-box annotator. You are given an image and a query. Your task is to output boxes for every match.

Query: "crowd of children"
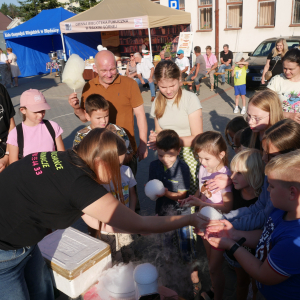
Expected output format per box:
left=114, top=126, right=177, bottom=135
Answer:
left=1, top=51, right=300, bottom=300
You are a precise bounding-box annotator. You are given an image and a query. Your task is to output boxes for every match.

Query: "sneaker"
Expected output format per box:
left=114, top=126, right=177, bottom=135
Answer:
left=234, top=107, right=239, bottom=114
left=195, top=91, right=200, bottom=96
left=221, top=82, right=225, bottom=85
left=241, top=107, right=246, bottom=115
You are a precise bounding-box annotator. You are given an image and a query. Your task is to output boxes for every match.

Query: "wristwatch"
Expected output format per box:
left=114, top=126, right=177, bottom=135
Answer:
left=227, top=237, right=246, bottom=260
left=5, top=152, right=9, bottom=156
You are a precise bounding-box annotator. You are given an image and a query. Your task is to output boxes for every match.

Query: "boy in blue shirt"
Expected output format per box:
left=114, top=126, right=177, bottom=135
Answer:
left=148, top=129, right=195, bottom=261
left=206, top=150, right=300, bottom=300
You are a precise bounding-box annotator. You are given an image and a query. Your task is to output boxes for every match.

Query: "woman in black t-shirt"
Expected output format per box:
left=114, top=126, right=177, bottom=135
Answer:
left=261, top=38, right=288, bottom=85
left=0, top=128, right=206, bottom=300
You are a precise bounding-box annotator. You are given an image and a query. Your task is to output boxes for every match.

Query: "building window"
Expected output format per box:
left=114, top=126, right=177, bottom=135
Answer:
left=292, top=0, right=300, bottom=24
left=198, top=0, right=213, bottom=30
left=257, top=0, right=275, bottom=27
left=179, top=0, right=185, bottom=10
left=227, top=1, right=243, bottom=29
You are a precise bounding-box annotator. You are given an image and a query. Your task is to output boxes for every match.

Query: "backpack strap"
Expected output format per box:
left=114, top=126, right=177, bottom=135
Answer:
left=44, top=120, right=57, bottom=151
left=16, top=123, right=24, bottom=159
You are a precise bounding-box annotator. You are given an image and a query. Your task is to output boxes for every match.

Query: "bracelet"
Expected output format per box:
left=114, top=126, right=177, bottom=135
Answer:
left=5, top=152, right=9, bottom=155
left=227, top=237, right=246, bottom=259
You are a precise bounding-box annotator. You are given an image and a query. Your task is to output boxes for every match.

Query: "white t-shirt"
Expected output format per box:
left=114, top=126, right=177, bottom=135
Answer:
left=0, top=53, right=8, bottom=64
left=150, top=89, right=202, bottom=137
left=103, top=165, right=137, bottom=208
left=267, top=74, right=300, bottom=113
left=175, top=57, right=190, bottom=74
left=137, top=58, right=154, bottom=80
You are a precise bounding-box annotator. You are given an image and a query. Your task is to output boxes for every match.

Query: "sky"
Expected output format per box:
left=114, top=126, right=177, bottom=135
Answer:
left=3, top=0, right=21, bottom=6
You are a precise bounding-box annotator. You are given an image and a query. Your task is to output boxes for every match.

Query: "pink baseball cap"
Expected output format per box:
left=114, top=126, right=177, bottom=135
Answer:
left=20, top=89, right=51, bottom=112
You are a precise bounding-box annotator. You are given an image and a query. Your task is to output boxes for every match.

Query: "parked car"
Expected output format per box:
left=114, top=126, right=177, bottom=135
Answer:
left=246, top=36, right=300, bottom=89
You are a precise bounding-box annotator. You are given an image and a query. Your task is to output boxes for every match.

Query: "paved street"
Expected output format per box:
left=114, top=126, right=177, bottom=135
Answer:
left=5, top=74, right=256, bottom=300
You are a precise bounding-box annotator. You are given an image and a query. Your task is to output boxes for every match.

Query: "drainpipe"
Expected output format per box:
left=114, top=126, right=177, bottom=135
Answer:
left=215, top=0, right=219, bottom=59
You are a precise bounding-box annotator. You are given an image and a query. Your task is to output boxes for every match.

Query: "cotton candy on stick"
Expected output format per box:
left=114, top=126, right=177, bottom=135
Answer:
left=62, top=54, right=86, bottom=92
left=145, top=179, right=165, bottom=201
left=199, top=206, right=224, bottom=220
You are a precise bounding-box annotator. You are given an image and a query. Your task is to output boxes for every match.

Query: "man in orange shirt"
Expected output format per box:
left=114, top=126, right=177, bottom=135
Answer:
left=68, top=50, right=148, bottom=171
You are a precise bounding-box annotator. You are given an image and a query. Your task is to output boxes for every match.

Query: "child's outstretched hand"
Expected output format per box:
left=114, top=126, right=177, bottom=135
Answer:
left=206, top=174, right=232, bottom=194
left=147, top=130, right=158, bottom=150
left=179, top=195, right=203, bottom=207
left=156, top=188, right=168, bottom=198
left=203, top=219, right=236, bottom=249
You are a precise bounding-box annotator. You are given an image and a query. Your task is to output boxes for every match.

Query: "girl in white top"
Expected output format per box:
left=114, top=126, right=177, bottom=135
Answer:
left=148, top=60, right=203, bottom=195
left=7, top=48, right=21, bottom=87
left=268, top=47, right=300, bottom=123
left=0, top=48, right=11, bottom=87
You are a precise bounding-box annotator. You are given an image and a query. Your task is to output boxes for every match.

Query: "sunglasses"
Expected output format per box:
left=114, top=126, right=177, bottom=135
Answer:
left=130, top=54, right=134, bottom=57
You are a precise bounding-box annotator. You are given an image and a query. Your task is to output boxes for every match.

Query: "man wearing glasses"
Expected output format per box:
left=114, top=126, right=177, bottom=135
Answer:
left=68, top=50, right=148, bottom=168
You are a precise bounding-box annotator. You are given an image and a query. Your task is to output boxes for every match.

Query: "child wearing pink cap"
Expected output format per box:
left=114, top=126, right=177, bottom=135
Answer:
left=7, top=89, right=65, bottom=163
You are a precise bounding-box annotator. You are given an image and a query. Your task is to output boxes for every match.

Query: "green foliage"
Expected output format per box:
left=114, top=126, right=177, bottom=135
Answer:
left=0, top=3, right=9, bottom=16
left=8, top=4, right=20, bottom=18
left=0, top=3, right=20, bottom=18
left=17, top=0, right=63, bottom=21
left=67, top=0, right=102, bottom=14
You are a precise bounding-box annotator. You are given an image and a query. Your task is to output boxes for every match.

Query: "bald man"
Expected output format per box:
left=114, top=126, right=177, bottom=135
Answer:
left=68, top=50, right=148, bottom=166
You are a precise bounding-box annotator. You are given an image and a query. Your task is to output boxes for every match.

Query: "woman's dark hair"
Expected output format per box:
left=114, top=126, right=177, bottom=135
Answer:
left=282, top=48, right=300, bottom=66
left=225, top=117, right=248, bottom=146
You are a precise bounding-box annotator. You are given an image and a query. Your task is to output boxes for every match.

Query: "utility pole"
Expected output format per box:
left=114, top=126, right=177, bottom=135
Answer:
left=215, top=0, right=219, bottom=59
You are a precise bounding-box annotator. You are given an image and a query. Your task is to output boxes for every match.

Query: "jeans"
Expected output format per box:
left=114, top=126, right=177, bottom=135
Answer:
left=135, top=78, right=156, bottom=97
left=0, top=245, right=54, bottom=300
left=217, top=64, right=232, bottom=82
left=186, top=71, right=206, bottom=86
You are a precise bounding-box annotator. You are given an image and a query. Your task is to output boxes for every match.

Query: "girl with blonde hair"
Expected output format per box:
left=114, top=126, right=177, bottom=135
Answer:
left=148, top=60, right=203, bottom=195
left=241, top=89, right=283, bottom=149
left=261, top=38, right=288, bottom=84
left=226, top=148, right=265, bottom=300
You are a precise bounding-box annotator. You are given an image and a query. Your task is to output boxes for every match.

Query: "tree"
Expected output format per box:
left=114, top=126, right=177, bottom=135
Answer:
left=0, top=3, right=9, bottom=16
left=8, top=4, right=21, bottom=18
left=67, top=0, right=102, bottom=14
left=18, top=0, right=63, bottom=21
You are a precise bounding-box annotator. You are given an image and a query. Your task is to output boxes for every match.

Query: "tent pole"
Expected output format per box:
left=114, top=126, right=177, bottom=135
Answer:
left=61, top=32, right=66, bottom=58
left=148, top=28, right=152, bottom=62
